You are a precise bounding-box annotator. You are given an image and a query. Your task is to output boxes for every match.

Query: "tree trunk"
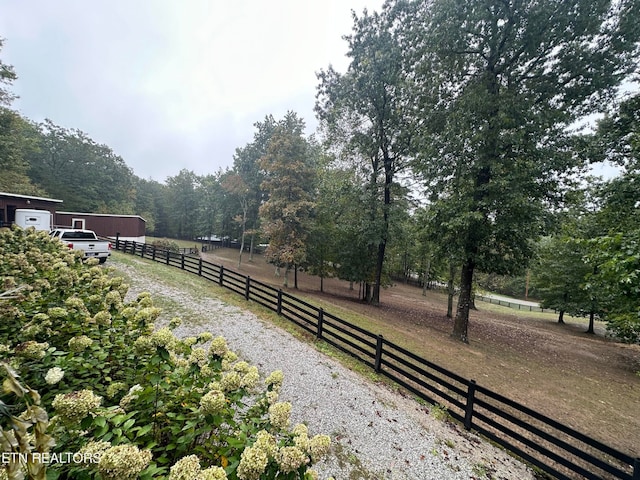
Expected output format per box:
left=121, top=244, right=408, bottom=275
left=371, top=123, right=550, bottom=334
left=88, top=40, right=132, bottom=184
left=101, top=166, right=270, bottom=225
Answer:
left=294, top=264, right=298, bottom=289
left=422, top=257, right=431, bottom=297
left=453, top=258, right=475, bottom=343
left=283, top=266, right=289, bottom=288
left=371, top=151, right=393, bottom=306
left=470, top=286, right=477, bottom=310
left=238, top=232, right=245, bottom=269
left=372, top=241, right=386, bottom=305
left=558, top=310, right=565, bottom=324
left=447, top=262, right=456, bottom=318
left=249, top=234, right=255, bottom=262
left=586, top=311, right=595, bottom=334
left=363, top=282, right=372, bottom=303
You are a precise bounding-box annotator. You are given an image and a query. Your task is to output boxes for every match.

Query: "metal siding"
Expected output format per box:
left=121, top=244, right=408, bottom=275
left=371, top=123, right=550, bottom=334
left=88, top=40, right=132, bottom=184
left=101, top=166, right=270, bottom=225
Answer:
left=54, top=213, right=145, bottom=237
left=0, top=196, right=58, bottom=227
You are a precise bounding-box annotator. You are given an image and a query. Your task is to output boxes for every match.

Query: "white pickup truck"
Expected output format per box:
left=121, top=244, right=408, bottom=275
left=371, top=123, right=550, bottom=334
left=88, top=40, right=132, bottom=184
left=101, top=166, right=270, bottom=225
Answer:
left=50, top=229, right=112, bottom=263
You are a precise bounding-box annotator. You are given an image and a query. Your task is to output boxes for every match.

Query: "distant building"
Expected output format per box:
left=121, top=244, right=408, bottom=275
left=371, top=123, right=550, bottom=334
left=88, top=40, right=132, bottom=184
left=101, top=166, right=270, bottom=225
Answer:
left=0, top=192, right=63, bottom=227
left=55, top=212, right=146, bottom=243
left=0, top=191, right=146, bottom=242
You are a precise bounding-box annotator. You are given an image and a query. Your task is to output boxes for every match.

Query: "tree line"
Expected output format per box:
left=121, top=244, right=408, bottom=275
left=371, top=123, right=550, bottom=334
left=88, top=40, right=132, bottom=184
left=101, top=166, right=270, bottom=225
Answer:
left=1, top=0, right=639, bottom=344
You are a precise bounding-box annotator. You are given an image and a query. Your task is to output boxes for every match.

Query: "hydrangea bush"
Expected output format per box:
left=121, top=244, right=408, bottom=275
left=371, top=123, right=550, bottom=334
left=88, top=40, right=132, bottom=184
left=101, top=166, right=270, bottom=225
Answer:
left=0, top=227, right=331, bottom=479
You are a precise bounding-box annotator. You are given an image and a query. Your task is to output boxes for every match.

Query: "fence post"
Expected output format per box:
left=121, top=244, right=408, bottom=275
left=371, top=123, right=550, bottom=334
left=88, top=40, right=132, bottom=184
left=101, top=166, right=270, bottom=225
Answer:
left=181, top=253, right=185, bottom=270
left=163, top=250, right=169, bottom=265
left=374, top=335, right=384, bottom=373
left=152, top=245, right=156, bottom=261
left=317, top=308, right=324, bottom=340
left=277, top=289, right=282, bottom=315
left=123, top=240, right=128, bottom=253
left=115, top=233, right=120, bottom=250
left=141, top=243, right=146, bottom=259
left=219, top=266, right=224, bottom=286
left=633, top=458, right=640, bottom=480
left=198, top=258, right=202, bottom=276
left=464, top=380, right=477, bottom=431
left=245, top=276, right=250, bottom=300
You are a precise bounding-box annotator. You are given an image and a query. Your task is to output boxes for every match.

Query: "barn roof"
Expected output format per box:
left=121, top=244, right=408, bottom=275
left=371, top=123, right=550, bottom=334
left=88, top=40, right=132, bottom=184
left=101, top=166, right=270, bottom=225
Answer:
left=57, top=211, right=146, bottom=222
left=0, top=192, right=63, bottom=203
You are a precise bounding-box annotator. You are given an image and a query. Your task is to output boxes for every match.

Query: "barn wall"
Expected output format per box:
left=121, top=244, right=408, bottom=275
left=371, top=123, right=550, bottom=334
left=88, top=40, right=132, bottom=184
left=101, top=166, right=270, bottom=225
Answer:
left=55, top=212, right=146, bottom=242
left=0, top=193, right=61, bottom=227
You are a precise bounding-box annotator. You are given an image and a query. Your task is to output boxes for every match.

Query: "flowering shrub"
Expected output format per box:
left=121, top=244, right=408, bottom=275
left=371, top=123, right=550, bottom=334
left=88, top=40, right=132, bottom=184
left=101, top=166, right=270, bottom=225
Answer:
left=150, top=238, right=181, bottom=254
left=0, top=227, right=331, bottom=479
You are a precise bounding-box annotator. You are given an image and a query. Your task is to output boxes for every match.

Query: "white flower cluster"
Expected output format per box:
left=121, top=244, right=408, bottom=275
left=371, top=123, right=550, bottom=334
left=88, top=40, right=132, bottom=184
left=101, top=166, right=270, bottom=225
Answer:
left=52, top=389, right=102, bottom=423
left=98, top=444, right=152, bottom=480
left=168, top=455, right=227, bottom=480
left=119, top=384, right=144, bottom=411
left=68, top=335, right=93, bottom=352
left=44, top=366, right=64, bottom=385
left=199, top=390, right=226, bottom=415
left=235, top=425, right=332, bottom=480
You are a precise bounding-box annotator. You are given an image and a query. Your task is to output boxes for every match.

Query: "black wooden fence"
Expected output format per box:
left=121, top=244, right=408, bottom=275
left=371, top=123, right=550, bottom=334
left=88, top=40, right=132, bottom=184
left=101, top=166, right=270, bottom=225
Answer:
left=114, top=240, right=639, bottom=480
left=475, top=293, right=554, bottom=313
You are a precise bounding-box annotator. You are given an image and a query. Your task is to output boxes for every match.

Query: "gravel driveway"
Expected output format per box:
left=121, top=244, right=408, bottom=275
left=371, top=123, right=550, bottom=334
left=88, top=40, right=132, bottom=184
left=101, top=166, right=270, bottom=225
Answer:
left=112, top=257, right=535, bottom=480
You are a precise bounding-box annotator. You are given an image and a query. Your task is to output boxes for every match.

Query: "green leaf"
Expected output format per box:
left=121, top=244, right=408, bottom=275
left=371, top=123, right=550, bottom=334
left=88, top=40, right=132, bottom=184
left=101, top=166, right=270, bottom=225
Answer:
left=135, top=424, right=153, bottom=438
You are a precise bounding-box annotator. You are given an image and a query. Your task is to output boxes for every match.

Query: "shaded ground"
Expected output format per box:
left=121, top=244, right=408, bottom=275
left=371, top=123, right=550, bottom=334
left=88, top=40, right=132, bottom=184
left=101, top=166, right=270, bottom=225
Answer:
left=202, top=248, right=640, bottom=460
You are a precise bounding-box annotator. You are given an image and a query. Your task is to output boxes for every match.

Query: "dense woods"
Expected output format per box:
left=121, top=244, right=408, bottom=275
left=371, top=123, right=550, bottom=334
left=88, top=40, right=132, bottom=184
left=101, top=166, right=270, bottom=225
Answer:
left=1, top=0, right=639, bottom=344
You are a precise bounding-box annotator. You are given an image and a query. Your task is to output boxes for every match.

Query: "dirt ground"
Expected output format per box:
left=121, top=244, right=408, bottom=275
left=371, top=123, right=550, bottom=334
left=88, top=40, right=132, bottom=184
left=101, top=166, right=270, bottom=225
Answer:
left=201, top=248, right=640, bottom=461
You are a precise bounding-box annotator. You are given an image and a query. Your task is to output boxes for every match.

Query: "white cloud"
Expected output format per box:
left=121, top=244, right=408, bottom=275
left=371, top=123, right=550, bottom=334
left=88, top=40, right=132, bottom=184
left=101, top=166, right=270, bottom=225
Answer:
left=0, top=0, right=384, bottom=181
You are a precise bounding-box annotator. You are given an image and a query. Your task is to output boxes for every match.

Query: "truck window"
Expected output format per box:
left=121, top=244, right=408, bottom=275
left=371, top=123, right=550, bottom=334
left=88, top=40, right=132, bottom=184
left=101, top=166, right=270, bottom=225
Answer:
left=62, top=232, right=97, bottom=240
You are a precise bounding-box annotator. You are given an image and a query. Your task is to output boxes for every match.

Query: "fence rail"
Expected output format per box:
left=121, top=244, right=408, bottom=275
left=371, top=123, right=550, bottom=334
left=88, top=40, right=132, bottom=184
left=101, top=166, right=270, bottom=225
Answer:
left=113, top=240, right=639, bottom=480
left=475, top=293, right=553, bottom=313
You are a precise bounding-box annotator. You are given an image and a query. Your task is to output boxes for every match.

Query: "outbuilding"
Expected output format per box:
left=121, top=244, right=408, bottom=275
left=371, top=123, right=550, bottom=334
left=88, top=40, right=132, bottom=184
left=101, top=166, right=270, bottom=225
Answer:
left=54, top=212, right=146, bottom=243
left=0, top=191, right=146, bottom=243
left=0, top=192, right=63, bottom=227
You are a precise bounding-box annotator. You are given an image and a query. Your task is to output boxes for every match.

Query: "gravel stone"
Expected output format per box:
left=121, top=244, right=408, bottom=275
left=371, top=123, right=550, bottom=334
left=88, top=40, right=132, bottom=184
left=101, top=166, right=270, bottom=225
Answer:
left=113, top=258, right=536, bottom=480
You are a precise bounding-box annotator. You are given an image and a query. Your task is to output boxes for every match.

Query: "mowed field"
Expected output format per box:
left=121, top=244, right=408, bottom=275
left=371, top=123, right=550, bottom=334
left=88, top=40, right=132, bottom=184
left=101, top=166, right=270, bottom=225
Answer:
left=193, top=246, right=640, bottom=460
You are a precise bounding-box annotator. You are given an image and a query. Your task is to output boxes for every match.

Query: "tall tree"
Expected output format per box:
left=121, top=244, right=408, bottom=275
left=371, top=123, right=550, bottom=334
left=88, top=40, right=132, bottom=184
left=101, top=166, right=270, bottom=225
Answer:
left=316, top=166, right=377, bottom=295
left=0, top=38, right=16, bottom=107
left=27, top=120, right=135, bottom=212
left=221, top=172, right=251, bottom=267
left=0, top=40, right=44, bottom=196
left=232, top=116, right=278, bottom=258
left=165, top=169, right=199, bottom=239
left=316, top=6, right=414, bottom=304
left=585, top=100, right=640, bottom=341
left=304, top=165, right=340, bottom=292
left=0, top=111, right=46, bottom=196
left=259, top=112, right=316, bottom=288
left=196, top=172, right=224, bottom=244
left=133, top=177, right=167, bottom=235
left=587, top=229, right=640, bottom=342
left=532, top=235, right=594, bottom=324
left=406, top=0, right=640, bottom=342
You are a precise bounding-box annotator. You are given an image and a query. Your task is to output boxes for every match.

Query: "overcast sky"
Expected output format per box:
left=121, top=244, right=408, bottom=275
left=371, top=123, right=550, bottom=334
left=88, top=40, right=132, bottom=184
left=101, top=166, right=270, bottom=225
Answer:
left=1, top=0, right=384, bottom=182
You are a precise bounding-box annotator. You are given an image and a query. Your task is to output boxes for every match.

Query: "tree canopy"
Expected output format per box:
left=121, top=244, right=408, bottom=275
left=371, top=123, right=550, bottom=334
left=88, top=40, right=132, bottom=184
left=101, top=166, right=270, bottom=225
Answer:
left=1, top=10, right=639, bottom=345
left=258, top=112, right=317, bottom=287
left=316, top=6, right=414, bottom=304
left=403, top=0, right=640, bottom=342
